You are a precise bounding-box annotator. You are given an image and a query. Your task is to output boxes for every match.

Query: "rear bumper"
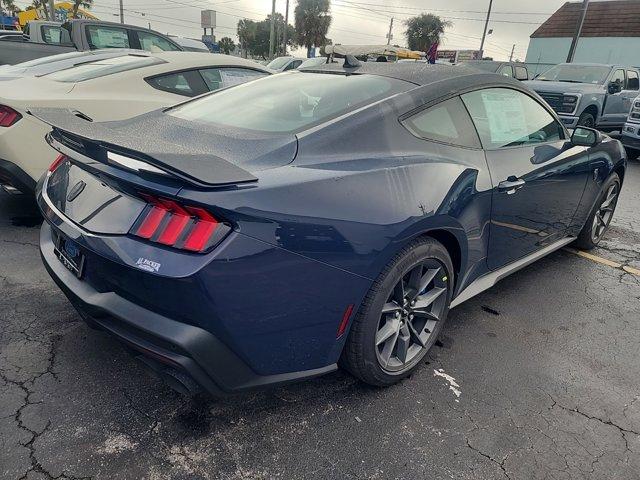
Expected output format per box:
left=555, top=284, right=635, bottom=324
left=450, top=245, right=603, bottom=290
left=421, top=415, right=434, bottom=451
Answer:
left=0, top=157, right=35, bottom=194
left=40, top=223, right=338, bottom=394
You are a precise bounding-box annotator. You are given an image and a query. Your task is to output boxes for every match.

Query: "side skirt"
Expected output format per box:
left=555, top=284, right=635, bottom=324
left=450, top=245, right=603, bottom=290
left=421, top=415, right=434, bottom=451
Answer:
left=450, top=237, right=576, bottom=308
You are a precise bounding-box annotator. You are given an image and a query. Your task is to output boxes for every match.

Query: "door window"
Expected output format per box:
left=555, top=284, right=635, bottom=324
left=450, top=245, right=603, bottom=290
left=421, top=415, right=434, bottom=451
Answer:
left=41, top=25, right=71, bottom=45
left=86, top=25, right=130, bottom=49
left=627, top=71, right=639, bottom=90
left=461, top=88, right=564, bottom=149
left=199, top=67, right=267, bottom=91
left=136, top=30, right=181, bottom=52
left=284, top=60, right=302, bottom=71
left=514, top=66, right=528, bottom=81
left=610, top=69, right=625, bottom=87
left=402, top=96, right=481, bottom=148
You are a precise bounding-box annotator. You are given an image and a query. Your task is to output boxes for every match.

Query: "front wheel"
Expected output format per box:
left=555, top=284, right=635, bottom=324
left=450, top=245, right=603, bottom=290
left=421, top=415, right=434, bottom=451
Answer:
left=574, top=173, right=621, bottom=250
left=577, top=111, right=596, bottom=128
left=340, top=237, right=453, bottom=386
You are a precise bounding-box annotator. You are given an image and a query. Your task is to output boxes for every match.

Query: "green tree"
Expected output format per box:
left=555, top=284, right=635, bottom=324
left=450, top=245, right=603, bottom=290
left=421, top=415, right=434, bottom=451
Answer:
left=294, top=0, right=331, bottom=57
left=218, top=36, right=235, bottom=55
left=238, top=13, right=293, bottom=59
left=404, top=13, right=451, bottom=53
left=237, top=18, right=257, bottom=58
left=1, top=0, right=18, bottom=16
left=71, top=0, right=93, bottom=18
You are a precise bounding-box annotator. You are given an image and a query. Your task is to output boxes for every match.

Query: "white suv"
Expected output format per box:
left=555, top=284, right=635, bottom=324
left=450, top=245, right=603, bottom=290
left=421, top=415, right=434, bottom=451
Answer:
left=621, top=96, right=640, bottom=155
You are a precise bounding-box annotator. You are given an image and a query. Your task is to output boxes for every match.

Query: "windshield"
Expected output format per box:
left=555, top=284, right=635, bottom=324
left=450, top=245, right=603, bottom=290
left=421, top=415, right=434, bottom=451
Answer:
left=44, top=54, right=162, bottom=82
left=169, top=71, right=411, bottom=133
left=536, top=64, right=611, bottom=84
left=267, top=57, right=293, bottom=70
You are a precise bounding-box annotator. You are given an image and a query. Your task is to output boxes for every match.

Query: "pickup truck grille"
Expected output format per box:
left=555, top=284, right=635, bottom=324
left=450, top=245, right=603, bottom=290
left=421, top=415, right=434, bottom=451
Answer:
left=535, top=91, right=564, bottom=112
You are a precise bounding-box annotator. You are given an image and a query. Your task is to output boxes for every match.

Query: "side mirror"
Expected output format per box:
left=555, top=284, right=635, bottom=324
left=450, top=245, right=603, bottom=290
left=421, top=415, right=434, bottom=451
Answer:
left=608, top=81, right=622, bottom=94
left=571, top=126, right=602, bottom=147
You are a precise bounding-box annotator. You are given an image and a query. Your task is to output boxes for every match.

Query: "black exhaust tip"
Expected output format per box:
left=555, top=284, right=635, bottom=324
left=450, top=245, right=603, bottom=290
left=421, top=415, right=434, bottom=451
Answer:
left=136, top=356, right=202, bottom=396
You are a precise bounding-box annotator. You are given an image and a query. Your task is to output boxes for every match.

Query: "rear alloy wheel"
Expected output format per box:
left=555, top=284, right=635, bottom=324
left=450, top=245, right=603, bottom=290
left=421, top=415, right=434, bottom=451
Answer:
left=574, top=173, right=621, bottom=250
left=341, top=238, right=453, bottom=386
left=590, top=182, right=619, bottom=243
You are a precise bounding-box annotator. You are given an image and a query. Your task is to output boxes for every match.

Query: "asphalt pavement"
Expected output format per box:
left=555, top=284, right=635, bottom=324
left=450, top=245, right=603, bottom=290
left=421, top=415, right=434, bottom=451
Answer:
left=1, top=162, right=639, bottom=480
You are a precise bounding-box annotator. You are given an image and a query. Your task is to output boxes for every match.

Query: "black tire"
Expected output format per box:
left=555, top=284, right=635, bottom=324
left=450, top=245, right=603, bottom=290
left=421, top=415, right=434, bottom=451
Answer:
left=574, top=173, right=621, bottom=250
left=624, top=146, right=639, bottom=160
left=340, top=237, right=454, bottom=387
left=577, top=111, right=596, bottom=128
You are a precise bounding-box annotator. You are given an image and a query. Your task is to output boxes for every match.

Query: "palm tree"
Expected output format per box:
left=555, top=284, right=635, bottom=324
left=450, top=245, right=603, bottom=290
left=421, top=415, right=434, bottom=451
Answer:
left=404, top=14, right=451, bottom=53
left=71, top=0, right=93, bottom=18
left=294, top=0, right=331, bottom=58
left=218, top=36, right=235, bottom=55
left=1, top=0, right=18, bottom=19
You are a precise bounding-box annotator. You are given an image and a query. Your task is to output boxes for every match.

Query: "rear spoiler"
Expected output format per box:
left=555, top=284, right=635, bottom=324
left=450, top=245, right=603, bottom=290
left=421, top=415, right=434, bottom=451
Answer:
left=29, top=108, right=258, bottom=187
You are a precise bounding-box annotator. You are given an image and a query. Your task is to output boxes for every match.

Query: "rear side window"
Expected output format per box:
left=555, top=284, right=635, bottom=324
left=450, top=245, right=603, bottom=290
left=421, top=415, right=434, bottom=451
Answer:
left=200, top=67, right=267, bottom=91
left=498, top=65, right=513, bottom=77
left=146, top=70, right=203, bottom=96
left=627, top=71, right=639, bottom=90
left=514, top=66, right=528, bottom=80
left=402, top=96, right=481, bottom=148
left=461, top=88, right=564, bottom=149
left=136, top=30, right=180, bottom=52
left=41, top=25, right=71, bottom=45
left=284, top=60, right=302, bottom=71
left=169, top=72, right=411, bottom=133
left=86, top=25, right=130, bottom=49
left=45, top=55, right=163, bottom=82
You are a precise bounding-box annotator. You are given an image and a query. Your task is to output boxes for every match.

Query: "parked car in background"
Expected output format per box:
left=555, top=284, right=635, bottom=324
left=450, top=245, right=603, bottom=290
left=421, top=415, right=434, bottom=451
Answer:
left=0, top=52, right=270, bottom=194
left=267, top=56, right=305, bottom=72
left=169, top=36, right=210, bottom=52
left=0, top=19, right=183, bottom=66
left=34, top=63, right=625, bottom=395
left=621, top=95, right=640, bottom=155
left=525, top=63, right=640, bottom=130
left=461, top=60, right=529, bottom=80
left=0, top=49, right=139, bottom=80
left=297, top=56, right=338, bottom=69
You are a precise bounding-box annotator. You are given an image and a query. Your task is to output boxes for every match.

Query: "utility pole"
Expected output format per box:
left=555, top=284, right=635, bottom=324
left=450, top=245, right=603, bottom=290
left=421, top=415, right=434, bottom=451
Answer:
left=509, top=44, right=515, bottom=62
left=119, top=0, right=124, bottom=24
left=479, top=0, right=493, bottom=59
left=566, top=0, right=589, bottom=63
left=48, top=0, right=55, bottom=21
left=268, top=0, right=276, bottom=60
left=282, top=0, right=289, bottom=55
left=386, top=17, right=394, bottom=45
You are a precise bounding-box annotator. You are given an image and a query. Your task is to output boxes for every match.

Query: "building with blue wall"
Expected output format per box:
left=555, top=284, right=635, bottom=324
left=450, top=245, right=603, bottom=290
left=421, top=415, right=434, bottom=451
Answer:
left=525, top=1, right=640, bottom=77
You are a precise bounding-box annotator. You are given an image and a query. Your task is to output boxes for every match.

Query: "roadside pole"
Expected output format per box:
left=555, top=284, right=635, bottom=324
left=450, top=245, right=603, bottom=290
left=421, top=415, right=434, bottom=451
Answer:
left=566, top=0, right=589, bottom=63
left=509, top=44, right=515, bottom=62
left=48, top=0, right=55, bottom=20
left=479, top=0, right=493, bottom=59
left=119, top=0, right=124, bottom=24
left=283, top=0, right=289, bottom=55
left=386, top=17, right=393, bottom=45
left=268, top=0, right=276, bottom=59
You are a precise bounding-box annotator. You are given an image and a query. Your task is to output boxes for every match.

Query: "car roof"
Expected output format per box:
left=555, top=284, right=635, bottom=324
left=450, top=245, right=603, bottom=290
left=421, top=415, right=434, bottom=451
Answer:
left=303, top=62, right=519, bottom=88
left=143, top=51, right=269, bottom=70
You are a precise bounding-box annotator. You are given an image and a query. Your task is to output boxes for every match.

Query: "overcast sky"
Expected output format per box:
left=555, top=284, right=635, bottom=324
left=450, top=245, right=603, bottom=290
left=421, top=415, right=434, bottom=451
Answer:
left=13, top=0, right=580, bottom=60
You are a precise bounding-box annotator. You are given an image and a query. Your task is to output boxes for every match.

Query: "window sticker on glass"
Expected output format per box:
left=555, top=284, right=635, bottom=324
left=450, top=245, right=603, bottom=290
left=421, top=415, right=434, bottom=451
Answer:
left=480, top=90, right=528, bottom=144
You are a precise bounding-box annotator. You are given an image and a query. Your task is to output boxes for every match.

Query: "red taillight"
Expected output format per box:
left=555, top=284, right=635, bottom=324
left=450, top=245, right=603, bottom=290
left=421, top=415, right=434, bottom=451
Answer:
left=48, top=154, right=67, bottom=173
left=0, top=105, right=21, bottom=127
left=132, top=194, right=224, bottom=253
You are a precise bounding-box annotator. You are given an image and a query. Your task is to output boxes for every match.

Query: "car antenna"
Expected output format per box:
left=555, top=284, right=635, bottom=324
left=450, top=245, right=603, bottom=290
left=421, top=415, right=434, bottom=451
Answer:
left=343, top=55, right=361, bottom=69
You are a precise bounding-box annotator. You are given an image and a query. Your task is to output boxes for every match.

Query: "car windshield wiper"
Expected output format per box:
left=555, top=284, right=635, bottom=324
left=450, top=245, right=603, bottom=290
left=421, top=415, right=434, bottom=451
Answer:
left=557, top=79, right=583, bottom=83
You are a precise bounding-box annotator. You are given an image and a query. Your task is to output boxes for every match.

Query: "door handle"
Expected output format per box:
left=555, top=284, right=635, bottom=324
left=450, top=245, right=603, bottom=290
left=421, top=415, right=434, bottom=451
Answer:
left=498, top=177, right=526, bottom=195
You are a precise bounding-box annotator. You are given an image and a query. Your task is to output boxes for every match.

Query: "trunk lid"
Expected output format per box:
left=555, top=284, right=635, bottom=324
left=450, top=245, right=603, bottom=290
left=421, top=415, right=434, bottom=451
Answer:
left=31, top=107, right=298, bottom=187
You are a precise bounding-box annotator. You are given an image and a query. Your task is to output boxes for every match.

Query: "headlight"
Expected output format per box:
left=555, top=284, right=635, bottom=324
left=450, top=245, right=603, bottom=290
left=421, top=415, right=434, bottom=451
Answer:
left=634, top=100, right=640, bottom=110
left=563, top=95, right=578, bottom=104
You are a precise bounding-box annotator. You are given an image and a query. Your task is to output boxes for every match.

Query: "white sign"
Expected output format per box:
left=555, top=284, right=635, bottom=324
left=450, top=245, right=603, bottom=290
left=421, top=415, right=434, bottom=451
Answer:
left=201, top=10, right=216, bottom=29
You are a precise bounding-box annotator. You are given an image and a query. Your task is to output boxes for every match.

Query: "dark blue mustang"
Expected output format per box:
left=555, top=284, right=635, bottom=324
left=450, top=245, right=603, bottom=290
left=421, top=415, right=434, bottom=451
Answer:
left=35, top=62, right=626, bottom=394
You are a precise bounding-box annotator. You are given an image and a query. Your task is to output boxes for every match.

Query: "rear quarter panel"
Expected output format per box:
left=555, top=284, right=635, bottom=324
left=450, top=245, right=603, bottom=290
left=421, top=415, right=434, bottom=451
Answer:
left=178, top=92, right=494, bottom=295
